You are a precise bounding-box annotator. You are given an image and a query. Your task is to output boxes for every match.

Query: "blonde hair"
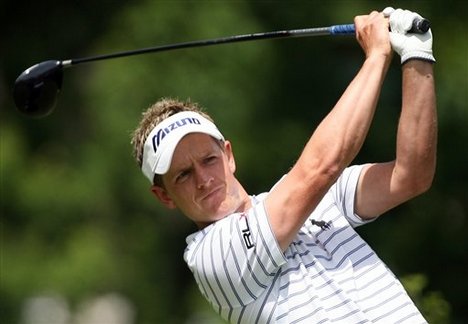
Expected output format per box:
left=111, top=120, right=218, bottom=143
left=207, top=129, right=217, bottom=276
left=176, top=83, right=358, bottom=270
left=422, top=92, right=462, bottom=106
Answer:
left=131, top=98, right=214, bottom=183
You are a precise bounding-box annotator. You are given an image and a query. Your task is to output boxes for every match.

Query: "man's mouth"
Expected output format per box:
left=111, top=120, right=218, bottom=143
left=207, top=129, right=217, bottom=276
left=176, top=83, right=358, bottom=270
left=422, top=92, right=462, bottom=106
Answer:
left=201, top=186, right=224, bottom=201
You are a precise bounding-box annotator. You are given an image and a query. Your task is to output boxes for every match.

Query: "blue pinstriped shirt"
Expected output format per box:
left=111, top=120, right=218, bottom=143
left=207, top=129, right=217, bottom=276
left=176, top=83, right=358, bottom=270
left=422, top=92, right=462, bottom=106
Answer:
left=184, top=165, right=427, bottom=323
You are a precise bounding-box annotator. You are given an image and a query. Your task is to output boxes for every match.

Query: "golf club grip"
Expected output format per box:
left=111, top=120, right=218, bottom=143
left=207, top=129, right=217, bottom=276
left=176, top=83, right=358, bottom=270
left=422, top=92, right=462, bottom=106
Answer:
left=330, top=17, right=430, bottom=35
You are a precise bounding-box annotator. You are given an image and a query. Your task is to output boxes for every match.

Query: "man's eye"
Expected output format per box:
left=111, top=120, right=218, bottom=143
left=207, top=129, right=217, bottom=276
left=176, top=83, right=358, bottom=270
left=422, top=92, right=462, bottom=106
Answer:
left=176, top=171, right=190, bottom=182
left=205, top=156, right=217, bottom=164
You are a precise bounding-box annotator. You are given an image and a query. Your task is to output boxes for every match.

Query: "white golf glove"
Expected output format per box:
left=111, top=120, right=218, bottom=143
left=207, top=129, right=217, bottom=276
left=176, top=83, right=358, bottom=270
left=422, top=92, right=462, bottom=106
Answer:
left=384, top=7, right=436, bottom=64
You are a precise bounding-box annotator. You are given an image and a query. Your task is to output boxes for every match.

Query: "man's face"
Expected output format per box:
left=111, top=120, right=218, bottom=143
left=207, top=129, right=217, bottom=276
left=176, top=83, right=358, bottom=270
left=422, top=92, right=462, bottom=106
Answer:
left=152, top=133, right=241, bottom=227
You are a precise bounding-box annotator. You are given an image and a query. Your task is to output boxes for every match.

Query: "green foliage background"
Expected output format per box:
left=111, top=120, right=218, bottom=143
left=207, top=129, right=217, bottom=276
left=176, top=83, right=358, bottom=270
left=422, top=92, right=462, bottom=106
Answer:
left=1, top=1, right=467, bottom=323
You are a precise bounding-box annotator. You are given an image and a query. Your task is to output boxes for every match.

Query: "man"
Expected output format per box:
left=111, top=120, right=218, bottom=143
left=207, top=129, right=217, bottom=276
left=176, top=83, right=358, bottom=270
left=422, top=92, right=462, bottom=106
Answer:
left=131, top=8, right=436, bottom=323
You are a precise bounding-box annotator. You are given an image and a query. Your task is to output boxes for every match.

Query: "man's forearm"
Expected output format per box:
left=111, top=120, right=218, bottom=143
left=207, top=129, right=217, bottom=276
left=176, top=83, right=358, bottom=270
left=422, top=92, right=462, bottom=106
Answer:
left=396, top=61, right=437, bottom=192
left=303, top=54, right=391, bottom=171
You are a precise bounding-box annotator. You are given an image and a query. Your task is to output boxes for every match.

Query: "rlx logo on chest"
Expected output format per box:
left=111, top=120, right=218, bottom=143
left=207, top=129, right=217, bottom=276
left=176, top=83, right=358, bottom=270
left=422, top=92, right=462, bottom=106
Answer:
left=239, top=214, right=255, bottom=249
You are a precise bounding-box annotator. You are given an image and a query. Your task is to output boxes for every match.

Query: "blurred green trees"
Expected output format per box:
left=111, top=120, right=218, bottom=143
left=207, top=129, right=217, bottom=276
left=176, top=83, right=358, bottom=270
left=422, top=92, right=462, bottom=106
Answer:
left=2, top=1, right=467, bottom=323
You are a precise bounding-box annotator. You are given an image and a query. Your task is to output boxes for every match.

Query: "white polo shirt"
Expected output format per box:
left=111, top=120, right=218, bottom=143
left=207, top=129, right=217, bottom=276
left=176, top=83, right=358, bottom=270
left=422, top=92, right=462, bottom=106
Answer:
left=184, top=165, right=427, bottom=323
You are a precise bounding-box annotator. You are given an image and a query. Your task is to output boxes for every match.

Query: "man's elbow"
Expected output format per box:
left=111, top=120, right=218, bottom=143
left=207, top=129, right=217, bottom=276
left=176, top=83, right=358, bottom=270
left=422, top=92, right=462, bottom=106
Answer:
left=407, top=167, right=436, bottom=197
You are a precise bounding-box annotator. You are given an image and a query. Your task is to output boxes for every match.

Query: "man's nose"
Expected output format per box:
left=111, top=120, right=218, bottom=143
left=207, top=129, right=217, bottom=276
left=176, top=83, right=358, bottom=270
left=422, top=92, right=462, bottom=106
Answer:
left=195, top=167, right=213, bottom=189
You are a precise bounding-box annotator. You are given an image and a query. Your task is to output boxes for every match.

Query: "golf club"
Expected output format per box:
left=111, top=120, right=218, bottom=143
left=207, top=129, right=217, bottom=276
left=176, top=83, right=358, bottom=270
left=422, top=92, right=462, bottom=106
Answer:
left=13, top=18, right=429, bottom=118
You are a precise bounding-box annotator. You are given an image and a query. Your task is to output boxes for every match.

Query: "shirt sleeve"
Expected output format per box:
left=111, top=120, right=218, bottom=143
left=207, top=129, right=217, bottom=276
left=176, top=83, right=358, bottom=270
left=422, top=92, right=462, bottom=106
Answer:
left=330, top=164, right=375, bottom=227
left=184, top=200, right=286, bottom=311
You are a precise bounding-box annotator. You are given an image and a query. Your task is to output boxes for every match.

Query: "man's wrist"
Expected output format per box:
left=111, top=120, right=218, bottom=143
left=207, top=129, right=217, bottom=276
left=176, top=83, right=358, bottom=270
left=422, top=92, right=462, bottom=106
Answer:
left=401, top=59, right=435, bottom=76
left=365, top=52, right=393, bottom=68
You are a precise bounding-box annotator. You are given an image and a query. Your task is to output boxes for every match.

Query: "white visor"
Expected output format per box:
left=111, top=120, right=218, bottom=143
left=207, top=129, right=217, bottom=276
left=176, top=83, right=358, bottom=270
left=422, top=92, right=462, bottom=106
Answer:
left=141, top=111, right=224, bottom=182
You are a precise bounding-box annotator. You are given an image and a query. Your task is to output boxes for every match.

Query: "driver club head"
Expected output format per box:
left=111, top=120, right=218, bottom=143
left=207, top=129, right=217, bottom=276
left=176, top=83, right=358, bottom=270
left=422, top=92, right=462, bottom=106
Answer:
left=13, top=60, right=63, bottom=118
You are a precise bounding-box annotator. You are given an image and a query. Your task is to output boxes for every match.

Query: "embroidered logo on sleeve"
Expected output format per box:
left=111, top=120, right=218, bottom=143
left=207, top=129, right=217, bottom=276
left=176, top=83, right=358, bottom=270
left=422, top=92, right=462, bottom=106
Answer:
left=311, top=219, right=332, bottom=230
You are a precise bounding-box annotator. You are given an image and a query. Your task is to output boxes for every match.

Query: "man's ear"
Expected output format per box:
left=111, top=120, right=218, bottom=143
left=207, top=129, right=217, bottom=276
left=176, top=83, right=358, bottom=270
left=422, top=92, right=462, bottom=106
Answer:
left=151, top=186, right=177, bottom=209
left=224, top=140, right=236, bottom=173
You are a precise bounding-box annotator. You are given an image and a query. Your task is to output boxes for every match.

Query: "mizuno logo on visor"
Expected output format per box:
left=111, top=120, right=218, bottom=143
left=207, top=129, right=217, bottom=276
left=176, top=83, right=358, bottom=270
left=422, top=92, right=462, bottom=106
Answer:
left=151, top=117, right=201, bottom=152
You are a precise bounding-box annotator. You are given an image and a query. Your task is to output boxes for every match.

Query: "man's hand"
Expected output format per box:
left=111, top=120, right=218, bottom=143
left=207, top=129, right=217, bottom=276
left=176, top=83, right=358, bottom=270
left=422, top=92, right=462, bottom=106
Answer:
left=354, top=11, right=392, bottom=61
left=385, top=7, right=436, bottom=64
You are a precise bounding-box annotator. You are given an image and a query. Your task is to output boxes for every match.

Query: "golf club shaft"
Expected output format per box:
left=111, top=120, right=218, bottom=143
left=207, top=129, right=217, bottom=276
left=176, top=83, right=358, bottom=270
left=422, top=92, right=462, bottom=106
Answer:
left=62, top=17, right=429, bottom=67
left=62, top=24, right=356, bottom=67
